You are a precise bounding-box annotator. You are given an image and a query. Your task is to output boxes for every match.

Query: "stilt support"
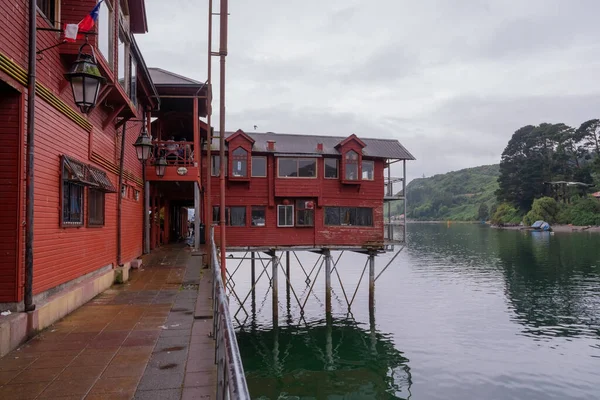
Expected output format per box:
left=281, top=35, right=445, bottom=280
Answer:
left=324, top=249, right=332, bottom=313
left=271, top=251, right=278, bottom=325
left=368, top=251, right=376, bottom=310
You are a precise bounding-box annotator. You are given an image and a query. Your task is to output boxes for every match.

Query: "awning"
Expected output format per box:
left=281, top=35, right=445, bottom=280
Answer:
left=62, top=155, right=117, bottom=193
left=88, top=165, right=118, bottom=193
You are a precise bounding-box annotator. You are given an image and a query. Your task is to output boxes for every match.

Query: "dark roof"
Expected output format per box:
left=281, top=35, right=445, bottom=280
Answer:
left=212, top=131, right=415, bottom=160
left=148, top=68, right=203, bottom=86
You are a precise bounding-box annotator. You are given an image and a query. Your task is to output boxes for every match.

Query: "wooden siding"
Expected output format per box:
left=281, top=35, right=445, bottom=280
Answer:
left=0, top=85, right=21, bottom=301
left=0, top=1, right=145, bottom=302
left=204, top=150, right=386, bottom=249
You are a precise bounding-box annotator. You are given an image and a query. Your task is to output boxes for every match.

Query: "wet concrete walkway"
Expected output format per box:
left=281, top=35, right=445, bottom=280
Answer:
left=0, top=245, right=216, bottom=400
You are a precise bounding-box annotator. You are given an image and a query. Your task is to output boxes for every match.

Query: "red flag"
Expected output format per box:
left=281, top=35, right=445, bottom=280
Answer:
left=63, top=1, right=103, bottom=43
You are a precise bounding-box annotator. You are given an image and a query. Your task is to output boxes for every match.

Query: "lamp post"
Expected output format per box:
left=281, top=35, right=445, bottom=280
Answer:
left=133, top=117, right=153, bottom=162
left=155, top=157, right=167, bottom=178
left=64, top=40, right=105, bottom=114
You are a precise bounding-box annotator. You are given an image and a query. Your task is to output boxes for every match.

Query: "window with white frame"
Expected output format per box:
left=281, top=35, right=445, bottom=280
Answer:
left=251, top=206, right=266, bottom=226
left=118, top=29, right=129, bottom=92
left=130, top=55, right=137, bottom=106
left=344, top=151, right=359, bottom=180
left=362, top=160, right=374, bottom=180
left=324, top=158, right=338, bottom=179
left=211, top=155, right=228, bottom=176
left=277, top=205, right=294, bottom=227
left=251, top=156, right=267, bottom=177
left=98, top=0, right=113, bottom=68
left=277, top=158, right=317, bottom=178
left=296, top=200, right=314, bottom=226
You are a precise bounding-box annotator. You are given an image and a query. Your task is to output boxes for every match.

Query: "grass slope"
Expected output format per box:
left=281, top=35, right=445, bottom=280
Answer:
left=406, top=164, right=500, bottom=221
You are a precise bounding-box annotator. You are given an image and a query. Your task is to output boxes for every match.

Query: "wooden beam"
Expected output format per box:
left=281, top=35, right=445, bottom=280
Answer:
left=96, top=84, right=113, bottom=108
left=115, top=115, right=132, bottom=130
left=102, top=104, right=126, bottom=130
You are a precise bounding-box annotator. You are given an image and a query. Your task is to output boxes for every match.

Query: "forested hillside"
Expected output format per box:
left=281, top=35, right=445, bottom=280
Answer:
left=406, top=164, right=500, bottom=221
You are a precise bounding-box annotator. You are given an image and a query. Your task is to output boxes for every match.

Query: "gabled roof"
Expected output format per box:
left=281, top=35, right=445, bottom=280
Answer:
left=225, top=129, right=255, bottom=144
left=211, top=131, right=415, bottom=160
left=148, top=68, right=203, bottom=86
left=335, top=134, right=366, bottom=149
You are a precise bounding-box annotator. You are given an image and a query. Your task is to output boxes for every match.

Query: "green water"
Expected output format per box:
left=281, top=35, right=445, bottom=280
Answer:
left=232, top=223, right=600, bottom=400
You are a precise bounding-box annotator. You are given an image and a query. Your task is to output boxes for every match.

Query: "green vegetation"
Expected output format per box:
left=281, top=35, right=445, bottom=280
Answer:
left=493, top=120, right=600, bottom=226
left=405, top=164, right=500, bottom=221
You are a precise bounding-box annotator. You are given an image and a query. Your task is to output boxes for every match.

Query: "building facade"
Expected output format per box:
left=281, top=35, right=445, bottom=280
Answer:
left=0, top=0, right=155, bottom=307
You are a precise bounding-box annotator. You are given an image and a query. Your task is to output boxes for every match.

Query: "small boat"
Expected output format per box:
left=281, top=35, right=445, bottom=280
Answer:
left=531, top=220, right=552, bottom=231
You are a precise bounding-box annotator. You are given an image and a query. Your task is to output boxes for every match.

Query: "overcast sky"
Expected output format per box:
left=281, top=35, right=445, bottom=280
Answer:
left=136, top=0, right=600, bottom=182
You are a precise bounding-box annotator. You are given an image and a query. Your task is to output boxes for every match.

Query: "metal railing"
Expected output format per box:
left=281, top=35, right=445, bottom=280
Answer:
left=148, top=140, right=196, bottom=166
left=210, top=228, right=251, bottom=400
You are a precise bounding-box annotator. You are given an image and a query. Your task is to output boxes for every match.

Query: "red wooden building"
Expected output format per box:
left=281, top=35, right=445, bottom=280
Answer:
left=0, top=0, right=157, bottom=310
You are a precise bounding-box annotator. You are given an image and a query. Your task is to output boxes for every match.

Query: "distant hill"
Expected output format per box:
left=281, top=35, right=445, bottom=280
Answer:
left=405, top=164, right=500, bottom=221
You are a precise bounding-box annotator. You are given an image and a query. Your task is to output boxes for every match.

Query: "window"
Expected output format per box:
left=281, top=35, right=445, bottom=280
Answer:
left=134, top=190, right=140, bottom=201
left=37, top=0, right=58, bottom=26
left=121, top=184, right=127, bottom=198
left=211, top=155, right=228, bottom=176
left=251, top=207, right=266, bottom=226
left=88, top=189, right=105, bottom=226
left=212, top=206, right=229, bottom=225
left=212, top=206, right=246, bottom=226
left=252, top=157, right=267, bottom=177
left=230, top=207, right=246, bottom=226
left=324, top=207, right=373, bottom=226
left=278, top=205, right=294, bottom=227
left=325, top=158, right=338, bottom=179
left=277, top=158, right=317, bottom=178
left=231, top=148, right=248, bottom=177
left=345, top=151, right=359, bottom=180
left=63, top=182, right=84, bottom=226
left=98, top=0, right=113, bottom=67
left=296, top=200, right=314, bottom=227
left=130, top=56, right=137, bottom=106
left=362, top=160, right=374, bottom=180
left=118, top=29, right=129, bottom=92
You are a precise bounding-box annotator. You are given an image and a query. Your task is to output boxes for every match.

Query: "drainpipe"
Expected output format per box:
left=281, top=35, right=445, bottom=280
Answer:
left=24, top=0, right=36, bottom=312
left=117, top=122, right=127, bottom=266
left=144, top=111, right=150, bottom=254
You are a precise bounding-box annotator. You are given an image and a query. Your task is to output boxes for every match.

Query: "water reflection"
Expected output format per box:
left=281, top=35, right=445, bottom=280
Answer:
left=407, top=224, right=600, bottom=339
left=237, top=314, right=412, bottom=400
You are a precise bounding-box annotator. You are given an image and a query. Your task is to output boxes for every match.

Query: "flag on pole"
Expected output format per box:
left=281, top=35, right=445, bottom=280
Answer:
left=63, top=1, right=104, bottom=43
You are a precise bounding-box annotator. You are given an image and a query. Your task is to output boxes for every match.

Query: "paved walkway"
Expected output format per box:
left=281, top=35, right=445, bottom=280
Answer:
left=0, top=245, right=216, bottom=400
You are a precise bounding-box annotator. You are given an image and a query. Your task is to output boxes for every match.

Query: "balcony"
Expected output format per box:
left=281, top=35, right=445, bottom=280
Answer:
left=145, top=140, right=199, bottom=181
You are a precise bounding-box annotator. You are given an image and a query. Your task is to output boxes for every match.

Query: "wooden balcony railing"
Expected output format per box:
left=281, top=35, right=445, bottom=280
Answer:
left=149, top=140, right=196, bottom=166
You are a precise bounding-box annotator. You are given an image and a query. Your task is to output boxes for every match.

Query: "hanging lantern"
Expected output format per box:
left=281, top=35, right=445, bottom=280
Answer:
left=155, top=157, right=167, bottom=177
left=64, top=41, right=105, bottom=114
left=133, top=113, right=153, bottom=161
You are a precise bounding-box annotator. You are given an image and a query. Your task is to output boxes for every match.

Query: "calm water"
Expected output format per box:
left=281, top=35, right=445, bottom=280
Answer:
left=230, top=223, right=600, bottom=400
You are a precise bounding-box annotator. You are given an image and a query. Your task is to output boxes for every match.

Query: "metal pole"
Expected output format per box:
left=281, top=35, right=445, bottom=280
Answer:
left=272, top=252, right=278, bottom=324
left=117, top=122, right=127, bottom=266
left=218, top=0, right=229, bottom=284
left=285, top=251, right=290, bottom=303
left=387, top=162, right=392, bottom=241
left=144, top=176, right=150, bottom=254
left=368, top=252, right=375, bottom=311
left=24, top=0, right=36, bottom=312
left=403, top=159, right=407, bottom=242
left=250, top=251, right=256, bottom=321
left=325, top=249, right=332, bottom=313
left=205, top=0, right=213, bottom=260
left=194, top=182, right=201, bottom=249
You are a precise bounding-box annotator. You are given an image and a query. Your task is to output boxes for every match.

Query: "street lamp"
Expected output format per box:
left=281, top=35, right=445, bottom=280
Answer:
left=64, top=41, right=105, bottom=114
left=133, top=121, right=153, bottom=161
left=155, top=157, right=167, bottom=178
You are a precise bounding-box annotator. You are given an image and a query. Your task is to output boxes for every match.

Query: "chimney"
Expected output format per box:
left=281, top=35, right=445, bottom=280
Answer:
left=267, top=140, right=276, bottom=151
left=316, top=143, right=323, bottom=152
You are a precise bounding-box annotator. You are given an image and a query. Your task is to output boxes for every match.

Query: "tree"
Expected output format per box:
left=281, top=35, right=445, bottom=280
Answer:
left=523, top=197, right=559, bottom=225
left=576, top=119, right=600, bottom=157
left=477, top=203, right=489, bottom=220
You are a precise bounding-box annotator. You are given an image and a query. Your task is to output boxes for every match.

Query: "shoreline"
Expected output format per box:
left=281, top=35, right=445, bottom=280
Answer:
left=407, top=220, right=600, bottom=233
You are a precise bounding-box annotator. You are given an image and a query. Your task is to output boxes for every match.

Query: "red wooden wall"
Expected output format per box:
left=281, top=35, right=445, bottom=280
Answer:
left=203, top=147, right=385, bottom=249
left=0, top=0, right=144, bottom=302
left=0, top=83, right=22, bottom=302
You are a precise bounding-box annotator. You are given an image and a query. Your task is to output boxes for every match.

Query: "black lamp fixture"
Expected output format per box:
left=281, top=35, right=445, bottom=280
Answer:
left=64, top=39, right=105, bottom=114
left=133, top=114, right=153, bottom=161
left=155, top=157, right=167, bottom=178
